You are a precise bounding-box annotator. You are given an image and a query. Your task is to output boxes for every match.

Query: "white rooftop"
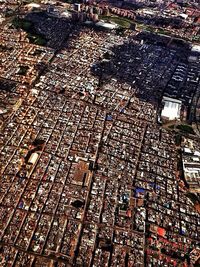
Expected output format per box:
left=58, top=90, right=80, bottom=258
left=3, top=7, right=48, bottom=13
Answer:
left=161, top=97, right=182, bottom=121
left=96, top=21, right=117, bottom=29
left=26, top=3, right=41, bottom=8
left=191, top=45, right=200, bottom=53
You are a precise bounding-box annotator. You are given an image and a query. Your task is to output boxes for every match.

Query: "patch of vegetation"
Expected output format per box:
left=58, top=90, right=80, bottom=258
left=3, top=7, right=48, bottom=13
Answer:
left=63, top=0, right=73, bottom=3
left=5, top=9, right=15, bottom=18
left=12, top=17, right=47, bottom=46
left=116, top=27, right=126, bottom=36
left=175, top=134, right=182, bottom=146
left=193, top=35, right=200, bottom=42
left=17, top=66, right=29, bottom=76
left=32, top=49, right=43, bottom=56
left=0, top=45, right=13, bottom=52
left=110, top=17, right=132, bottom=28
left=0, top=79, right=16, bottom=92
left=186, top=192, right=199, bottom=205
left=136, top=22, right=192, bottom=43
left=12, top=17, right=32, bottom=31
left=176, top=124, right=195, bottom=135
left=27, top=33, right=47, bottom=46
left=157, top=28, right=170, bottom=35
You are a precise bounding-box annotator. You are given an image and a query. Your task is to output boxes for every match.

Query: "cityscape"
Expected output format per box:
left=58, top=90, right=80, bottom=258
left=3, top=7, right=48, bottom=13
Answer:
left=0, top=0, right=200, bottom=266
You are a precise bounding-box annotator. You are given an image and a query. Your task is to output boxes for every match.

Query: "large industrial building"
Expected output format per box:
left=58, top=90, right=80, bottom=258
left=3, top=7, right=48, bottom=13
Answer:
left=161, top=96, right=182, bottom=121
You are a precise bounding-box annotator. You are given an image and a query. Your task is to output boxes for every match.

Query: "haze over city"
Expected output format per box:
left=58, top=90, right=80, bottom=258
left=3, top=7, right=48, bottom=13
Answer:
left=0, top=0, right=200, bottom=266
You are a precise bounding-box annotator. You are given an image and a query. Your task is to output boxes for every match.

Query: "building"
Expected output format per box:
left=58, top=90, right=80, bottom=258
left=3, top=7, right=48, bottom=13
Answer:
left=74, top=3, right=81, bottom=12
left=182, top=138, right=200, bottom=193
left=161, top=96, right=182, bottom=121
left=47, top=5, right=54, bottom=13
